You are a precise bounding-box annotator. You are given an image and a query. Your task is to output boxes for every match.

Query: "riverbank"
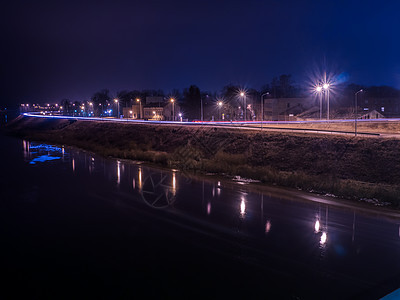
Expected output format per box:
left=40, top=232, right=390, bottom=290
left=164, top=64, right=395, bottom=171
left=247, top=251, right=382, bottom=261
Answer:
left=5, top=115, right=400, bottom=207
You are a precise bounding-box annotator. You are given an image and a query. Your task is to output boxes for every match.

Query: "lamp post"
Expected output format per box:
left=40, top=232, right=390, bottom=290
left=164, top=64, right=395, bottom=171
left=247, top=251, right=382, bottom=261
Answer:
left=355, top=89, right=363, bottom=136
left=136, top=98, right=141, bottom=119
left=240, top=92, right=246, bottom=121
left=218, top=101, right=222, bottom=120
left=323, top=83, right=330, bottom=120
left=170, top=98, right=175, bottom=121
left=316, top=85, right=323, bottom=120
left=260, top=92, right=269, bottom=130
left=114, top=99, right=119, bottom=118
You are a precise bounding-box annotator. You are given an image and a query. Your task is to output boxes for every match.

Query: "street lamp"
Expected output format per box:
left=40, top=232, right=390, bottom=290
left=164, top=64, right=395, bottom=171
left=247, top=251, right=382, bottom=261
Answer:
left=240, top=92, right=246, bottom=121
left=323, top=83, right=330, bottom=120
left=355, top=89, right=363, bottom=136
left=179, top=112, right=182, bottom=122
left=315, top=85, right=323, bottom=120
left=114, top=98, right=119, bottom=118
left=136, top=98, right=141, bottom=119
left=260, top=92, right=269, bottom=130
left=170, top=98, right=175, bottom=121
left=217, top=101, right=223, bottom=120
left=89, top=102, right=93, bottom=116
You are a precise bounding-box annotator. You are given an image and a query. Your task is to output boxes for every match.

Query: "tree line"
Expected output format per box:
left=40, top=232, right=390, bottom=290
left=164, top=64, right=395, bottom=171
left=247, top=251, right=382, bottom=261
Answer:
left=59, top=74, right=400, bottom=119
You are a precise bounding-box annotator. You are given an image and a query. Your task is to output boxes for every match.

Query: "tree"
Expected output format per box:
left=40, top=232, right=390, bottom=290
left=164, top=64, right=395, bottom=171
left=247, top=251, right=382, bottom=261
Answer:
left=269, top=74, right=297, bottom=98
left=182, top=85, right=201, bottom=120
left=91, top=89, right=111, bottom=116
left=60, top=99, right=71, bottom=115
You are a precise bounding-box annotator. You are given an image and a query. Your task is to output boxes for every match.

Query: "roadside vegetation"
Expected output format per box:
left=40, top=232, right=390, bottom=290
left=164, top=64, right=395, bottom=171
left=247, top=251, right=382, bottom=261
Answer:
left=5, top=116, right=400, bottom=207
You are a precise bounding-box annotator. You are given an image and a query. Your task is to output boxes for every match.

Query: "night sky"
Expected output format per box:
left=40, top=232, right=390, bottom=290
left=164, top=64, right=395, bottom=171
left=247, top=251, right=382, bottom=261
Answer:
left=2, top=0, right=400, bottom=106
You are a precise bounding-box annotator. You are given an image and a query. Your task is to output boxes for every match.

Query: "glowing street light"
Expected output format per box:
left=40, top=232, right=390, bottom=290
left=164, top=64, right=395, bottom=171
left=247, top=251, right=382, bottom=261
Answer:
left=240, top=91, right=246, bottom=121
left=136, top=98, right=141, bottom=119
left=114, top=98, right=119, bottom=118
left=178, top=112, right=182, bottom=122
left=170, top=98, right=175, bottom=121
left=217, top=101, right=223, bottom=120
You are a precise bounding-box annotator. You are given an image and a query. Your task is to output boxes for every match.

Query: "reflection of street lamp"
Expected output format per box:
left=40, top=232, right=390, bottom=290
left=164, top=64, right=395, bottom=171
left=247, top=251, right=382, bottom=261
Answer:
left=240, top=92, right=246, bottom=121
left=323, top=83, right=330, bottom=120
left=136, top=98, right=141, bottom=119
left=170, top=98, right=175, bottom=121
left=240, top=197, right=246, bottom=218
left=355, top=89, right=363, bottom=136
left=315, top=219, right=320, bottom=233
left=114, top=98, right=119, bottom=118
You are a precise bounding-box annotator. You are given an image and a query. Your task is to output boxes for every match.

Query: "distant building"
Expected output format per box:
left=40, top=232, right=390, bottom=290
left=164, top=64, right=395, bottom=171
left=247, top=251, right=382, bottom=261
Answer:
left=361, top=97, right=400, bottom=118
left=143, top=107, right=164, bottom=120
left=122, top=99, right=181, bottom=121
left=122, top=104, right=142, bottom=119
left=263, top=98, right=312, bottom=121
left=360, top=109, right=385, bottom=120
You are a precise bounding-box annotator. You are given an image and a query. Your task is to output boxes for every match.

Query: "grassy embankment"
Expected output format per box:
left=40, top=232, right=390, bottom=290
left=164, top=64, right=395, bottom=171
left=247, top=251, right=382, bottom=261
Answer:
left=5, top=116, right=400, bottom=207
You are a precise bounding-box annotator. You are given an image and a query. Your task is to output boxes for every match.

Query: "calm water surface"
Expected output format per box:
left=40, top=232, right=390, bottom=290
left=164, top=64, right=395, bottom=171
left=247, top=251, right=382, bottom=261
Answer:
left=1, top=134, right=399, bottom=299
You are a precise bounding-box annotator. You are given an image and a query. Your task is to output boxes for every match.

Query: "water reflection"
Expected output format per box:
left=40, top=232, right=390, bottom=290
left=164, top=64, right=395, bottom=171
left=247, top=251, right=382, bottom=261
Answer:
left=117, top=160, right=121, bottom=185
left=240, top=197, right=246, bottom=218
left=23, top=140, right=65, bottom=165
left=23, top=140, right=400, bottom=253
left=265, top=220, right=271, bottom=234
left=315, top=219, right=320, bottom=233
left=20, top=139, right=400, bottom=298
left=172, top=171, right=176, bottom=196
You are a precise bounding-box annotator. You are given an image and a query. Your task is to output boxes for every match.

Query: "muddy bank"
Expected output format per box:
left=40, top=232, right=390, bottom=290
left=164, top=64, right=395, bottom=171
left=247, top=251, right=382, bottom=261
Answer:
left=5, top=116, right=400, bottom=206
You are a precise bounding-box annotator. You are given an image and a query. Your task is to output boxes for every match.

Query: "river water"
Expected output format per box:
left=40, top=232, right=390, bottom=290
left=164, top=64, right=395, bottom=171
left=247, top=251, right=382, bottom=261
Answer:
left=1, top=134, right=399, bottom=299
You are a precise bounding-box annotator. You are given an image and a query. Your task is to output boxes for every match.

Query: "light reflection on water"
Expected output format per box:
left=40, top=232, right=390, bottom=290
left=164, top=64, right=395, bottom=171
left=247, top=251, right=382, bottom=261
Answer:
left=23, top=139, right=400, bottom=248
left=21, top=140, right=400, bottom=298
left=23, top=140, right=65, bottom=165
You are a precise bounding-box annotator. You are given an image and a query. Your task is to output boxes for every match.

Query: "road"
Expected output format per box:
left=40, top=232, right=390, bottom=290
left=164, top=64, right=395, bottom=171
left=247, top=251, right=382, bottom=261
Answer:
left=22, top=112, right=400, bottom=138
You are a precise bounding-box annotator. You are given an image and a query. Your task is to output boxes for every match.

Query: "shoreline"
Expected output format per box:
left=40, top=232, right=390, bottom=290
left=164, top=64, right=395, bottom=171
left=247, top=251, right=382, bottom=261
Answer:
left=5, top=115, right=400, bottom=209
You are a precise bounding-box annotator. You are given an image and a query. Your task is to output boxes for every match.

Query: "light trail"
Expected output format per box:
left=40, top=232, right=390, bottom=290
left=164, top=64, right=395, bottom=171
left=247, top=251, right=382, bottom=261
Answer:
left=21, top=112, right=400, bottom=137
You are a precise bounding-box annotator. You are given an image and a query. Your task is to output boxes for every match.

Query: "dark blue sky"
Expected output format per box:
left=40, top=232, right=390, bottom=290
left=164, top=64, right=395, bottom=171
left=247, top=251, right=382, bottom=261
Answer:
left=2, top=0, right=400, bottom=105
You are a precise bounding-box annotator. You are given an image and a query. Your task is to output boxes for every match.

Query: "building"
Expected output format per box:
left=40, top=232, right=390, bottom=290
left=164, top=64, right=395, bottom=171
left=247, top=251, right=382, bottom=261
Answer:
left=122, top=98, right=181, bottom=121
left=360, top=97, right=400, bottom=118
left=122, top=104, right=141, bottom=119
left=263, top=98, right=312, bottom=121
left=143, top=107, right=164, bottom=120
left=360, top=109, right=385, bottom=120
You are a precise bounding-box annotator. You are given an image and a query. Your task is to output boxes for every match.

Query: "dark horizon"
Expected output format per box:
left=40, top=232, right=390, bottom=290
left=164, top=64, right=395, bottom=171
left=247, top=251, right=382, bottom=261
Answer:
left=2, top=0, right=400, bottom=106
